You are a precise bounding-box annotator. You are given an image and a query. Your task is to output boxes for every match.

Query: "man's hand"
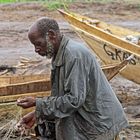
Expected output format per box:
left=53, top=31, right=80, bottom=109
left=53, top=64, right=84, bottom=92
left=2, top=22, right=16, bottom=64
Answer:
left=17, top=97, right=36, bottom=109
left=16, top=111, right=36, bottom=130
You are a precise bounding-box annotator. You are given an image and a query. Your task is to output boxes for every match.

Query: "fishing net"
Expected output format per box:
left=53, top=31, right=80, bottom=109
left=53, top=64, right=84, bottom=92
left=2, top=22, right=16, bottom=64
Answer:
left=0, top=103, right=35, bottom=140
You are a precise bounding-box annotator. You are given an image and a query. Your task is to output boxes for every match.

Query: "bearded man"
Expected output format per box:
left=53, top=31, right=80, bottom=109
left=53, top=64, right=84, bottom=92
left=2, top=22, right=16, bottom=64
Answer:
left=17, top=17, right=128, bottom=140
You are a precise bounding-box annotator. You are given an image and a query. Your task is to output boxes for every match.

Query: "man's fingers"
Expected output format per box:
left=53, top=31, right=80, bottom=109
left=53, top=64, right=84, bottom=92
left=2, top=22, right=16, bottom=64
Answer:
left=23, top=121, right=34, bottom=129
left=19, top=118, right=35, bottom=129
left=17, top=102, right=29, bottom=108
left=17, top=97, right=29, bottom=108
left=16, top=111, right=35, bottom=130
left=17, top=98, right=27, bottom=103
left=17, top=97, right=35, bottom=108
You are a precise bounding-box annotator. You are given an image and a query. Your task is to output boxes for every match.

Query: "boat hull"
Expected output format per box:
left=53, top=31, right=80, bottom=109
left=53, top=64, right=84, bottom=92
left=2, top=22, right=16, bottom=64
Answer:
left=58, top=10, right=140, bottom=84
left=77, top=30, right=140, bottom=84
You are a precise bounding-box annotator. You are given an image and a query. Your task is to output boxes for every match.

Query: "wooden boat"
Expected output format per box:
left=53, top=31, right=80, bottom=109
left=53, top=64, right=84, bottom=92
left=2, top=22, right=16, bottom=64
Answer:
left=0, top=56, right=131, bottom=117
left=0, top=74, right=51, bottom=118
left=0, top=66, right=136, bottom=137
left=0, top=57, right=131, bottom=104
left=0, top=10, right=135, bottom=117
left=58, top=9, right=140, bottom=84
left=0, top=74, right=51, bottom=103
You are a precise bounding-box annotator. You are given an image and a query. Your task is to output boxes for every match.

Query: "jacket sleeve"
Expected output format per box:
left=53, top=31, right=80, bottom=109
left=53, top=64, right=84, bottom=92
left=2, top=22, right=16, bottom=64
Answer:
left=36, top=58, right=87, bottom=120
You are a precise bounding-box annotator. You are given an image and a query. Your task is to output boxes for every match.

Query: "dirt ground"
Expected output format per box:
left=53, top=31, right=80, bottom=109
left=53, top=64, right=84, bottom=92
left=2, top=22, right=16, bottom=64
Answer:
left=0, top=1, right=140, bottom=140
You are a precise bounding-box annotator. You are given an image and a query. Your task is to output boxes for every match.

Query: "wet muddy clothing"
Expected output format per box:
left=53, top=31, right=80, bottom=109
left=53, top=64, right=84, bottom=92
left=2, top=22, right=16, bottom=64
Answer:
left=35, top=35, right=128, bottom=140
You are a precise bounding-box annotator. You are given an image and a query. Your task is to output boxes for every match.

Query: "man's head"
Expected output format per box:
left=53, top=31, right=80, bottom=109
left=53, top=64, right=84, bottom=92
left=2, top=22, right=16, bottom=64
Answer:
left=28, top=17, right=61, bottom=58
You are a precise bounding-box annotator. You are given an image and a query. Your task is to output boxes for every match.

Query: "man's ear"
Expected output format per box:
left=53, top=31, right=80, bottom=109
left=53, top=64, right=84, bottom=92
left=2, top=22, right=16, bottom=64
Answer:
left=48, top=29, right=56, bottom=39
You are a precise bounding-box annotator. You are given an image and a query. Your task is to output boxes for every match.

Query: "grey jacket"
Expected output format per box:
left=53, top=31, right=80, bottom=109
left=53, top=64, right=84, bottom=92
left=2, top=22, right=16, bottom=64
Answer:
left=36, top=35, right=128, bottom=140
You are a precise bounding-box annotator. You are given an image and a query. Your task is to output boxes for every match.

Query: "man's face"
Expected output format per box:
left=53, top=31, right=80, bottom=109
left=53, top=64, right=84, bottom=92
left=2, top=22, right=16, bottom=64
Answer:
left=28, top=31, right=54, bottom=58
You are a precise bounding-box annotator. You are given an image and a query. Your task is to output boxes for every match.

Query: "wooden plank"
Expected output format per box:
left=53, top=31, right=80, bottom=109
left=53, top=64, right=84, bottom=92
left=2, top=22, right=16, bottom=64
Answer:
left=0, top=79, right=51, bottom=96
left=0, top=74, right=50, bottom=86
left=102, top=58, right=130, bottom=81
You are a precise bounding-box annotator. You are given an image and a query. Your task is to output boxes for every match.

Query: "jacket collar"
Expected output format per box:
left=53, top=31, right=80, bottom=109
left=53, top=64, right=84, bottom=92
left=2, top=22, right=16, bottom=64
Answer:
left=53, top=35, right=69, bottom=66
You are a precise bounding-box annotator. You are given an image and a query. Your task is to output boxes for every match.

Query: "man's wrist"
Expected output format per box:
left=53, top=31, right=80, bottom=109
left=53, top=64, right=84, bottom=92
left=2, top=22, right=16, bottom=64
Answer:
left=33, top=98, right=36, bottom=106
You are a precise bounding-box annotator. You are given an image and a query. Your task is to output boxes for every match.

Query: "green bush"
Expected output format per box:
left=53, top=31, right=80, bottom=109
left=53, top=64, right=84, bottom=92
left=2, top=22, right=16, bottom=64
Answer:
left=43, top=1, right=68, bottom=11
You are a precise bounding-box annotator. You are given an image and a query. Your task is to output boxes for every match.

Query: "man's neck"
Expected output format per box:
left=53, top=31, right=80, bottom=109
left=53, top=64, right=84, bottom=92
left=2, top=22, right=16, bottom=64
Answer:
left=53, top=34, right=63, bottom=59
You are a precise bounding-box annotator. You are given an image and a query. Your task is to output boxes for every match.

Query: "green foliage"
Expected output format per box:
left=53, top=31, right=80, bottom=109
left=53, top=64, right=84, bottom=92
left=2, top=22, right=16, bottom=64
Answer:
left=43, top=1, right=68, bottom=11
left=0, top=0, right=34, bottom=3
left=0, top=0, right=17, bottom=3
left=1, top=0, right=140, bottom=5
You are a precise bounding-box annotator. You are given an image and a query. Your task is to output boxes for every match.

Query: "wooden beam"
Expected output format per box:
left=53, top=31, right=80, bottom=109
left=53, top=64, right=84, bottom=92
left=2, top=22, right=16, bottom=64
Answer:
left=0, top=74, right=50, bottom=86
left=0, top=80, right=51, bottom=96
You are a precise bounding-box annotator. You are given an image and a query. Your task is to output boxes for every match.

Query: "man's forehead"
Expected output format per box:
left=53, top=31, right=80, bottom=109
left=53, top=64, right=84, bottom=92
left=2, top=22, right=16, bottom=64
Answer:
left=28, top=24, right=42, bottom=38
left=29, top=23, right=38, bottom=34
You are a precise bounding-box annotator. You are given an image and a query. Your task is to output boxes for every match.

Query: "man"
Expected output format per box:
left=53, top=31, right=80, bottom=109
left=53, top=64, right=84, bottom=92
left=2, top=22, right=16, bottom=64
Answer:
left=17, top=17, right=128, bottom=140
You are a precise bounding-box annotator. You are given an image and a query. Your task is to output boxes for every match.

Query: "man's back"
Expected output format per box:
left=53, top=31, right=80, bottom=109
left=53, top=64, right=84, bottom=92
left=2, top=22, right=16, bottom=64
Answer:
left=51, top=36, right=128, bottom=140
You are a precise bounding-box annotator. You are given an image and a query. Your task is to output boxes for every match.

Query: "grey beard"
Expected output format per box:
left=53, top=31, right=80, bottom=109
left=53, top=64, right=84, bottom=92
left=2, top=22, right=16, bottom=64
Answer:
left=46, top=44, right=54, bottom=59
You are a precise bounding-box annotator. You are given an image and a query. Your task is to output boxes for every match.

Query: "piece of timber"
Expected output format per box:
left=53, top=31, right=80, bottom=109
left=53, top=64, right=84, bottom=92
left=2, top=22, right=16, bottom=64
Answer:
left=0, top=79, right=51, bottom=96
left=0, top=74, right=49, bottom=86
left=0, top=74, right=51, bottom=96
left=102, top=55, right=133, bottom=81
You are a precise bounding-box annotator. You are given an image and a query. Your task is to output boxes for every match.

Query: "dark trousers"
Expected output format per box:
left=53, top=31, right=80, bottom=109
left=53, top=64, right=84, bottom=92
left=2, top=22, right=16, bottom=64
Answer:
left=35, top=121, right=56, bottom=140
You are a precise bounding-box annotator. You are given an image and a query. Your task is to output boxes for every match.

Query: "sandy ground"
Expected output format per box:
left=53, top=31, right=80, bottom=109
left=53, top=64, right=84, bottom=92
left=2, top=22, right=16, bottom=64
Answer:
left=0, top=1, right=140, bottom=140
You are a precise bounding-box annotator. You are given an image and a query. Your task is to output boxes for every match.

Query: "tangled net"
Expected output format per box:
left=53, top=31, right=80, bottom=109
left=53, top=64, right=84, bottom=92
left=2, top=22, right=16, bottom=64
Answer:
left=0, top=104, right=34, bottom=140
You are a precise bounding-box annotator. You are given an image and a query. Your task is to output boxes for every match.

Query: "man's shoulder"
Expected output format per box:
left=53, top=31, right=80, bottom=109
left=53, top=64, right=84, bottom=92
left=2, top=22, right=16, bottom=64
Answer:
left=66, top=38, right=90, bottom=54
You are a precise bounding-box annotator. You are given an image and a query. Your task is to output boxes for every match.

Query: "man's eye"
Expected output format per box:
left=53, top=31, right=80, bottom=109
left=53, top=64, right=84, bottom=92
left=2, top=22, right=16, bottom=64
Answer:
left=36, top=42, right=41, bottom=46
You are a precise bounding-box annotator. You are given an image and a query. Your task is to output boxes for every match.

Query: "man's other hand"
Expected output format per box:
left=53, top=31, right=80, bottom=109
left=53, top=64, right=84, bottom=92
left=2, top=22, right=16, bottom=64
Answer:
left=16, top=111, right=36, bottom=130
left=17, top=97, right=36, bottom=108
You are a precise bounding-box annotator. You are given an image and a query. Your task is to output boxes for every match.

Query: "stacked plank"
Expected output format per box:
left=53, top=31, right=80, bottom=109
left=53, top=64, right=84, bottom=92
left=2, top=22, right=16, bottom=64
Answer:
left=0, top=74, right=51, bottom=118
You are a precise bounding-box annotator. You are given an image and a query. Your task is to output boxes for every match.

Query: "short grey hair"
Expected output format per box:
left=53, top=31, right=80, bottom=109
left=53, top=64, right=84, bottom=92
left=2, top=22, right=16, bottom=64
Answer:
left=36, top=17, right=60, bottom=36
